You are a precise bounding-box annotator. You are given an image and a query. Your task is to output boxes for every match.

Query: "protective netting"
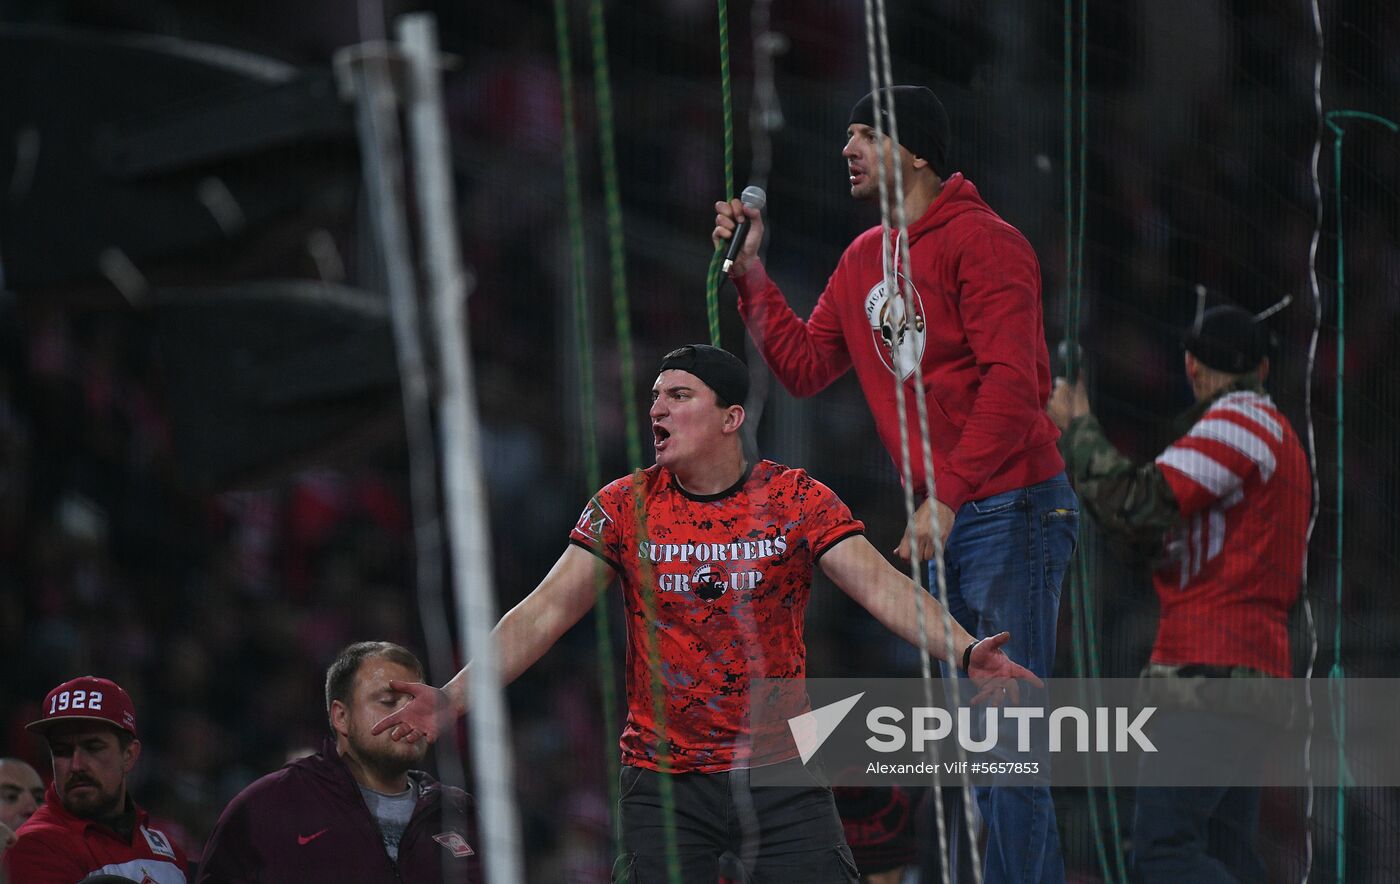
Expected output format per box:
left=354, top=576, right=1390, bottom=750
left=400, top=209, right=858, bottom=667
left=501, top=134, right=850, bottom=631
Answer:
left=1, top=1, right=1398, bottom=882
left=442, top=5, right=1400, bottom=879
left=547, top=2, right=1400, bottom=872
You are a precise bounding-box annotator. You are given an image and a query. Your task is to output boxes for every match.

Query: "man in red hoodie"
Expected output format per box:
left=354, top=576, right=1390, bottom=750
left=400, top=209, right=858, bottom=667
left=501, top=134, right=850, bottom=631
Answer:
left=713, top=86, right=1077, bottom=884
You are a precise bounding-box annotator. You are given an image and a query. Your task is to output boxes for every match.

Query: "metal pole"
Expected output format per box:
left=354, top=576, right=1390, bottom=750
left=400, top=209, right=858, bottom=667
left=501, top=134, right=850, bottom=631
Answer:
left=336, top=39, right=470, bottom=862
left=398, top=15, right=524, bottom=883
left=340, top=44, right=460, bottom=836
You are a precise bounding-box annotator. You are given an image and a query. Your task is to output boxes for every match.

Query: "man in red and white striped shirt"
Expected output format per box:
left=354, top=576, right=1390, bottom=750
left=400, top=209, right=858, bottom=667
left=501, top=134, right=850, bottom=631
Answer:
left=1150, top=372, right=1308, bottom=678
left=1049, top=303, right=1310, bottom=883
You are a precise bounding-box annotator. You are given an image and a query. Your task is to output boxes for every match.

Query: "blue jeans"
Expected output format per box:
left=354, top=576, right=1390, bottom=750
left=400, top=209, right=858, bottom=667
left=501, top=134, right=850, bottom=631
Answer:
left=1131, top=710, right=1266, bottom=883
left=932, top=474, right=1078, bottom=884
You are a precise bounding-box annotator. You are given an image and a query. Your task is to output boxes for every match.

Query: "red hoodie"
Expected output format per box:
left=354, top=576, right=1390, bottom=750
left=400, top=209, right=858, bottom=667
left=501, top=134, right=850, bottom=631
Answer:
left=734, top=173, right=1063, bottom=511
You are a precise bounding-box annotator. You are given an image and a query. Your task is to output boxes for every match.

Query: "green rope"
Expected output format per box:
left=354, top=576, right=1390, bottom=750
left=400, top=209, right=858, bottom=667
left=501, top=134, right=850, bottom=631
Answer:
left=1059, top=10, right=1110, bottom=877
left=705, top=254, right=726, bottom=350
left=552, top=0, right=624, bottom=858
left=717, top=0, right=733, bottom=204
left=1328, top=125, right=1346, bottom=884
left=589, top=0, right=642, bottom=473
left=1062, top=0, right=1074, bottom=382
left=1075, top=5, right=1127, bottom=879
left=1076, top=539, right=1129, bottom=882
left=1071, top=0, right=1087, bottom=385
left=1061, top=0, right=1103, bottom=863
left=1059, top=17, right=1115, bottom=882
left=704, top=0, right=736, bottom=348
left=625, top=479, right=680, bottom=884
left=1061, top=2, right=1128, bottom=878
left=1066, top=562, right=1113, bottom=881
left=588, top=3, right=681, bottom=879
left=1322, top=108, right=1397, bottom=884
left=1330, top=126, right=1346, bottom=882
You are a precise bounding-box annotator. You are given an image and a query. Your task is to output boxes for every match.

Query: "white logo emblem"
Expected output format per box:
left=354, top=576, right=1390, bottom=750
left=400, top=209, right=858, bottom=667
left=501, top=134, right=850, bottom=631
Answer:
left=434, top=831, right=475, bottom=858
left=690, top=562, right=731, bottom=602
left=864, top=275, right=926, bottom=381
left=141, top=825, right=177, bottom=861
left=574, top=498, right=611, bottom=541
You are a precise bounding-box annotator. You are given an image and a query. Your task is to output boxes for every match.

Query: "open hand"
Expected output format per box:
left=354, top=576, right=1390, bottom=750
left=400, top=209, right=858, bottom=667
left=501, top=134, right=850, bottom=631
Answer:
left=371, top=680, right=454, bottom=745
left=965, top=632, right=1044, bottom=705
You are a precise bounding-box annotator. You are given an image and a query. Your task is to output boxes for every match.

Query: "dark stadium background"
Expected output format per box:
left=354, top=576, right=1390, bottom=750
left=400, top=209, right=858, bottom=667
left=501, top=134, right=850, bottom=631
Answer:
left=1, top=1, right=1396, bottom=880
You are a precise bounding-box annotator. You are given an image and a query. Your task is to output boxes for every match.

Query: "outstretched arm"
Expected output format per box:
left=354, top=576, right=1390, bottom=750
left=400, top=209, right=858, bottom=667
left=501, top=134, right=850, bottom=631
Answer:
left=372, top=544, right=610, bottom=742
left=818, top=534, right=1043, bottom=702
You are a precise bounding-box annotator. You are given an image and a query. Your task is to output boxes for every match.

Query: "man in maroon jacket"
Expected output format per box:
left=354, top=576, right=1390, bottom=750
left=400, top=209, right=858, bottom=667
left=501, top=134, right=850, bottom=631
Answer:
left=713, top=86, right=1077, bottom=884
left=2, top=676, right=189, bottom=883
left=197, top=641, right=479, bottom=883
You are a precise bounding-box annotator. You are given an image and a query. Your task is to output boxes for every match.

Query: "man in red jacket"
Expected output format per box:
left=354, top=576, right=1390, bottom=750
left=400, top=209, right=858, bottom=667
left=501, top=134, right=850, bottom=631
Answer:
left=713, top=86, right=1077, bottom=884
left=196, top=641, right=479, bottom=883
left=2, top=676, right=189, bottom=883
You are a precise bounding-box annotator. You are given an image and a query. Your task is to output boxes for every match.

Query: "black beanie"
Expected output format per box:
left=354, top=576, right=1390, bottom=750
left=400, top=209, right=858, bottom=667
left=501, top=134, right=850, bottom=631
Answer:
left=1182, top=306, right=1268, bottom=374
left=848, top=85, right=951, bottom=178
left=659, top=344, right=749, bottom=407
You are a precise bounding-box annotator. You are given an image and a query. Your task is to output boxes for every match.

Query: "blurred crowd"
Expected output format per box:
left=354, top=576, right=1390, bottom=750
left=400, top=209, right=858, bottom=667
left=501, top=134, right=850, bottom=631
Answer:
left=2, top=0, right=1397, bottom=880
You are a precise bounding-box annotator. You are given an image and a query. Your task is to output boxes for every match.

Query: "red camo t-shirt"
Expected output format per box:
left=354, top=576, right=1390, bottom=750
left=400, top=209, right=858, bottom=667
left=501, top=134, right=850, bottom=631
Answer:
left=569, top=459, right=864, bottom=773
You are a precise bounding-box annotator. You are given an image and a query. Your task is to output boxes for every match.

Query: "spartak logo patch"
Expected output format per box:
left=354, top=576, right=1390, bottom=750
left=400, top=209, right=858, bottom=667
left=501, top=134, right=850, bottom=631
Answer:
left=434, top=831, right=475, bottom=858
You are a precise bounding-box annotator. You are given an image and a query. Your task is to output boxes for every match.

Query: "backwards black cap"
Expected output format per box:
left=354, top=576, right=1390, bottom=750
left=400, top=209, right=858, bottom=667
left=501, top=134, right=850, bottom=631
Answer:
left=848, top=85, right=951, bottom=179
left=1182, top=306, right=1269, bottom=374
left=659, top=344, right=749, bottom=407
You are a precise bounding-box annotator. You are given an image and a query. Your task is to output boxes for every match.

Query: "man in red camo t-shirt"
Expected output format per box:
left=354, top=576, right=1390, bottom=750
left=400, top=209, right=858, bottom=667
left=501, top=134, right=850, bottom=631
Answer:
left=374, top=344, right=1041, bottom=883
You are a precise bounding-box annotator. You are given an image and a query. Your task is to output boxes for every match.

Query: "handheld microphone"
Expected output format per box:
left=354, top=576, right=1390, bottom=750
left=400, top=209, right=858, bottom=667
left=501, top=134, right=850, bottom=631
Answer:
left=722, top=185, right=768, bottom=273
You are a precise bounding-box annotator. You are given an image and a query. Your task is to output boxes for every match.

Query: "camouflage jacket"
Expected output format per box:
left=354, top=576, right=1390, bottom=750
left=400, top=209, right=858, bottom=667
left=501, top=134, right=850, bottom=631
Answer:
left=1058, top=378, right=1267, bottom=565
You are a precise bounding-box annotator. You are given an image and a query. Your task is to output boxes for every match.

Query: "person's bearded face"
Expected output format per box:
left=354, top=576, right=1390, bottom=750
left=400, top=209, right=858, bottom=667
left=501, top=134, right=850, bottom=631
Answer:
left=336, top=658, right=428, bottom=779
left=46, top=723, right=136, bottom=820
